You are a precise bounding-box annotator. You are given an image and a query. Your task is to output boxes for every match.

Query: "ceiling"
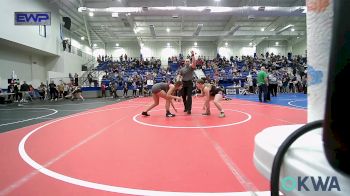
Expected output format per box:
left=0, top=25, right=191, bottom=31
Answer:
left=52, top=0, right=306, bottom=47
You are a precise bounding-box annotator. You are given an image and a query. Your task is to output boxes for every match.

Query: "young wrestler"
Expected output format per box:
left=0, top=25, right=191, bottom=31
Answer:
left=195, top=79, right=225, bottom=118
left=141, top=81, right=183, bottom=117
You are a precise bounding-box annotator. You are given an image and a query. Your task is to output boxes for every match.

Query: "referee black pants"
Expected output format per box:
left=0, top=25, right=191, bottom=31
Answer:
left=181, top=81, right=193, bottom=111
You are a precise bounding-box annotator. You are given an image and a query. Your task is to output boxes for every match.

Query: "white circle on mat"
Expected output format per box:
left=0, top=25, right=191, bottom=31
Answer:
left=0, top=108, right=58, bottom=127
left=18, top=106, right=253, bottom=195
left=133, top=109, right=251, bottom=129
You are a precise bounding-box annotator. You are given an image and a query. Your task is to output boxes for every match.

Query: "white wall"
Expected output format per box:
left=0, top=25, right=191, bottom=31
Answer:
left=47, top=70, right=85, bottom=85
left=0, top=0, right=94, bottom=88
left=140, top=41, right=180, bottom=64
left=0, top=45, right=91, bottom=89
left=0, top=46, right=46, bottom=88
left=45, top=52, right=89, bottom=76
left=0, top=0, right=61, bottom=55
left=218, top=42, right=256, bottom=58
left=106, top=41, right=140, bottom=60
left=291, top=39, right=307, bottom=56
left=69, top=38, right=93, bottom=55
left=182, top=41, right=217, bottom=60
left=256, top=40, right=289, bottom=57
left=93, top=48, right=106, bottom=58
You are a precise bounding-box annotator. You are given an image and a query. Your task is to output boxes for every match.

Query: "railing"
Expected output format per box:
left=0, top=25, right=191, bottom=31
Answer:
left=60, top=42, right=94, bottom=61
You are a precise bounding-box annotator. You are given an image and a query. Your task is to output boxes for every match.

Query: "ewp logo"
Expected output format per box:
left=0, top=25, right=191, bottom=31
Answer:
left=15, top=12, right=51, bottom=25
left=281, top=176, right=341, bottom=192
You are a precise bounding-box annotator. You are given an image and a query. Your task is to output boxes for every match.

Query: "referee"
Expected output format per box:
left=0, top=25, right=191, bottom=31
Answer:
left=179, top=51, right=196, bottom=114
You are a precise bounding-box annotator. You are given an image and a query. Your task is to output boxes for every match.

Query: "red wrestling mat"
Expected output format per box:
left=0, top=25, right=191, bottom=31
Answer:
left=0, top=97, right=306, bottom=195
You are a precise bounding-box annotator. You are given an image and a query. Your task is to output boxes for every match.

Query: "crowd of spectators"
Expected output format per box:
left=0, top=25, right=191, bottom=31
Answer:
left=2, top=72, right=84, bottom=103
left=95, top=51, right=307, bottom=98
left=1, top=51, right=307, bottom=103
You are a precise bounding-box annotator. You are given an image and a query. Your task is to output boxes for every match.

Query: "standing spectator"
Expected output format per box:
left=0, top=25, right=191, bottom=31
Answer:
left=257, top=66, right=268, bottom=102
left=49, top=81, right=58, bottom=101
left=20, top=81, right=30, bottom=102
left=268, top=71, right=278, bottom=97
left=138, top=81, right=143, bottom=97
left=123, top=82, right=128, bottom=97
left=132, top=81, right=137, bottom=97
left=63, top=83, right=69, bottom=97
left=101, top=82, right=106, bottom=98
left=14, top=83, right=21, bottom=102
left=87, top=72, right=93, bottom=87
left=112, top=82, right=118, bottom=98
left=246, top=73, right=253, bottom=93
left=69, top=73, right=74, bottom=84
left=252, top=77, right=257, bottom=94
left=38, top=82, right=47, bottom=100
left=277, top=79, right=283, bottom=93
left=7, top=83, right=15, bottom=101
left=57, top=82, right=64, bottom=99
left=74, top=73, right=79, bottom=86
left=302, top=74, right=307, bottom=94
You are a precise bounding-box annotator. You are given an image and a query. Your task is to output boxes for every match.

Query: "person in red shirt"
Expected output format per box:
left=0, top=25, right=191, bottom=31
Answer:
left=101, top=83, right=106, bottom=98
